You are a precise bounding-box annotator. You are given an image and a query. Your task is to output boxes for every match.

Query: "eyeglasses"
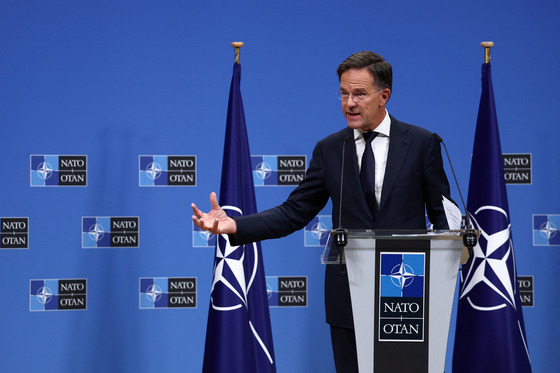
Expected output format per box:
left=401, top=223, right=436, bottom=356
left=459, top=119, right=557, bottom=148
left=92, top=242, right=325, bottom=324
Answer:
left=337, top=89, right=383, bottom=103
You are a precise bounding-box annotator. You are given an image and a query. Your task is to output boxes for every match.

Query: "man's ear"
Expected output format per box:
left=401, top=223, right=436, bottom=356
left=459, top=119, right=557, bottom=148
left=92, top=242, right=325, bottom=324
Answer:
left=380, top=88, right=391, bottom=105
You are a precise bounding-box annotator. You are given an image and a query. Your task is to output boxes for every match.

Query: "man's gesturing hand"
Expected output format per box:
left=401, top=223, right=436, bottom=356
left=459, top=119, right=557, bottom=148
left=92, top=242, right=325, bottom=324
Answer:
left=191, top=192, right=237, bottom=235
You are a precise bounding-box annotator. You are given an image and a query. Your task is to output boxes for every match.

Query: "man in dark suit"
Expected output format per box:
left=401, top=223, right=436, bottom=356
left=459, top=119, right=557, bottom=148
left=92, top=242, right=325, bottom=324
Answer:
left=192, top=51, right=451, bottom=372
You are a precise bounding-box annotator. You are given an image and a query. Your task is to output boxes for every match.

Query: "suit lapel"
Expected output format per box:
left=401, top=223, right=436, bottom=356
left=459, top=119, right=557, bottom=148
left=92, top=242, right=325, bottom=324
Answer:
left=379, top=119, right=412, bottom=211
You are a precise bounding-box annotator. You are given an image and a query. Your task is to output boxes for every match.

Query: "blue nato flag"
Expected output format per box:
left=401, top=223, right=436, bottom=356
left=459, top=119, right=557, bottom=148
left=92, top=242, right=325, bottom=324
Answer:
left=452, top=62, right=532, bottom=372
left=202, top=62, right=276, bottom=373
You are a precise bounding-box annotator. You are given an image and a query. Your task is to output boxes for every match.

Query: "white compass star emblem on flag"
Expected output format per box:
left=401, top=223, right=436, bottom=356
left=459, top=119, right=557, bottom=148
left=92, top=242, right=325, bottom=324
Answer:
left=460, top=205, right=517, bottom=311
left=210, top=206, right=258, bottom=311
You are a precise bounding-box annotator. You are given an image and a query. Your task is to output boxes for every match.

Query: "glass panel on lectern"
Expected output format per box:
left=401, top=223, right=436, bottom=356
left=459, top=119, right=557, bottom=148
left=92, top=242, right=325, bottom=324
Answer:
left=321, top=230, right=465, bottom=264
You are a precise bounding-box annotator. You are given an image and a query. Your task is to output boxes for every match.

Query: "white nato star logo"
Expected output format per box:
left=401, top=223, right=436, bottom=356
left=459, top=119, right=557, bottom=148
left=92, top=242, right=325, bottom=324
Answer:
left=88, top=223, right=105, bottom=242
left=36, top=286, right=53, bottom=304
left=210, top=206, right=257, bottom=311
left=209, top=205, right=274, bottom=365
left=539, top=220, right=558, bottom=240
left=36, top=162, right=54, bottom=180
left=210, top=235, right=251, bottom=304
left=210, top=238, right=252, bottom=311
left=311, top=222, right=329, bottom=240
left=389, top=263, right=416, bottom=290
left=145, top=162, right=162, bottom=180
left=145, top=284, right=163, bottom=302
left=254, top=162, right=272, bottom=181
left=198, top=230, right=214, bottom=243
left=460, top=206, right=517, bottom=311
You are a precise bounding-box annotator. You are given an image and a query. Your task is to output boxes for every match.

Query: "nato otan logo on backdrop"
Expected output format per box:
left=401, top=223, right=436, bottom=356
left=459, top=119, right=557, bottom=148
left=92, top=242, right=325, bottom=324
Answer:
left=266, top=276, right=307, bottom=307
left=533, top=214, right=560, bottom=246
left=517, top=276, right=534, bottom=307
left=1, top=218, right=28, bottom=249
left=139, top=155, right=196, bottom=186
left=30, top=279, right=87, bottom=311
left=379, top=253, right=425, bottom=341
left=251, top=155, right=306, bottom=186
left=82, top=217, right=139, bottom=248
left=139, top=277, right=197, bottom=309
left=503, top=153, right=532, bottom=185
left=30, top=155, right=87, bottom=186
left=304, top=215, right=331, bottom=247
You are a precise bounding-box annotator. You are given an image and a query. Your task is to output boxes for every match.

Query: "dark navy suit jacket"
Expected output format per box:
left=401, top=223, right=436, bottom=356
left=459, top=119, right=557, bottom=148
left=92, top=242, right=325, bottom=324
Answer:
left=230, top=116, right=451, bottom=328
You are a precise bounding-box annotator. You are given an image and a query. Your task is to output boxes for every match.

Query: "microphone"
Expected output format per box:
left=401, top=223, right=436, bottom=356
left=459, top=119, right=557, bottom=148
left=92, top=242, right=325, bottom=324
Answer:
left=433, top=133, right=477, bottom=257
left=331, top=132, right=353, bottom=270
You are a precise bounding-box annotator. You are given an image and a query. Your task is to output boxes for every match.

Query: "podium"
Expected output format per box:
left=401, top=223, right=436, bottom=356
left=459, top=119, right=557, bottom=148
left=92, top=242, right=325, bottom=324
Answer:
left=323, top=230, right=465, bottom=373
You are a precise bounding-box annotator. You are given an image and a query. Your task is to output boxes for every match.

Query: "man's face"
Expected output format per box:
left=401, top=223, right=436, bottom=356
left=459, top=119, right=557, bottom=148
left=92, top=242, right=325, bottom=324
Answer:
left=339, top=68, right=390, bottom=132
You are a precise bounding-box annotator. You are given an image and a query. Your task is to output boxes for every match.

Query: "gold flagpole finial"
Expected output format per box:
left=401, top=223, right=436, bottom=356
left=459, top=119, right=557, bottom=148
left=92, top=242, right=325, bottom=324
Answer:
left=481, top=41, right=495, bottom=63
left=231, top=42, right=244, bottom=64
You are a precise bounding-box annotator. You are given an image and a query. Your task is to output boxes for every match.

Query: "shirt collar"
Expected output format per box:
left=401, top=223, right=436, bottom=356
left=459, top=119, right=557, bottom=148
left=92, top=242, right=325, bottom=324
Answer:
left=353, top=110, right=391, bottom=140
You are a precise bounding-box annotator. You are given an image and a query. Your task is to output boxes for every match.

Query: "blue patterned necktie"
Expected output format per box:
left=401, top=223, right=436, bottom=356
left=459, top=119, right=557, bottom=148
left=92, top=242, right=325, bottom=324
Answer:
left=360, top=131, right=378, bottom=213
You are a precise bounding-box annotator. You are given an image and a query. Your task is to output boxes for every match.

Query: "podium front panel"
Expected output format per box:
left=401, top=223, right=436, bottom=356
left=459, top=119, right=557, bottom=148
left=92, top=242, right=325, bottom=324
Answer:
left=374, top=239, right=430, bottom=372
left=344, top=232, right=463, bottom=373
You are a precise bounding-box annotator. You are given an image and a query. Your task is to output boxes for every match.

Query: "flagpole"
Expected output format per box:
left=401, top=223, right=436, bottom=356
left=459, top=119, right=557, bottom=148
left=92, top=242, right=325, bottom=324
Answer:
left=232, top=42, right=244, bottom=64
left=481, top=41, right=494, bottom=63
left=460, top=42, right=496, bottom=261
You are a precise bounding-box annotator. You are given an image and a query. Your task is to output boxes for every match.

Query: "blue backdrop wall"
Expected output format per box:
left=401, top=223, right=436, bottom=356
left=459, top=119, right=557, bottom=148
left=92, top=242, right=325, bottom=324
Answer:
left=1, top=1, right=559, bottom=372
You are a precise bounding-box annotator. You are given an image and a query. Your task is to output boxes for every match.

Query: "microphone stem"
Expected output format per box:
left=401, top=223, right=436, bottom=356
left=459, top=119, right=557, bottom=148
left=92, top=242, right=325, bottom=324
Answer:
left=440, top=140, right=469, bottom=227
left=434, top=133, right=477, bottom=258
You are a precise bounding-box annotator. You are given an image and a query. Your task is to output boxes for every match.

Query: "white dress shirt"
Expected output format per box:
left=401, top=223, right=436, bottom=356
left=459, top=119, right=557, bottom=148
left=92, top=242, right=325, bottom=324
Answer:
left=354, top=110, right=391, bottom=206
